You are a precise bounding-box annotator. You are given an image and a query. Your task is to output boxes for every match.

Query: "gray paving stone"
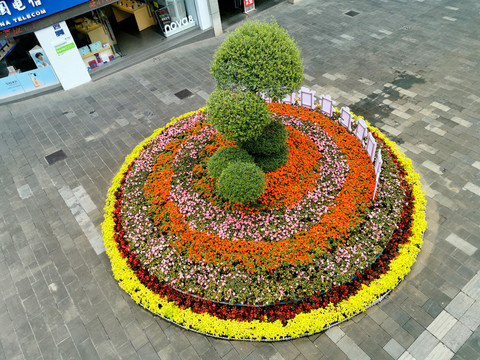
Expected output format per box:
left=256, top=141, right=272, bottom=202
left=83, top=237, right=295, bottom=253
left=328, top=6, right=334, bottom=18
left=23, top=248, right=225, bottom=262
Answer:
left=137, top=342, right=161, bottom=360
left=57, top=337, right=81, bottom=360
left=459, top=299, right=480, bottom=331
left=117, top=341, right=141, bottom=360
left=402, top=318, right=425, bottom=339
left=125, top=321, right=150, bottom=351
left=208, top=339, right=234, bottom=358
left=144, top=322, right=170, bottom=354
left=158, top=344, right=182, bottom=360
left=230, top=340, right=255, bottom=359
left=36, top=334, right=58, bottom=360
left=1, top=1, right=480, bottom=360
left=407, top=331, right=440, bottom=360
left=77, top=338, right=101, bottom=360
left=384, top=338, right=405, bottom=360
left=313, top=335, right=347, bottom=360
left=442, top=321, right=473, bottom=353
left=222, top=349, right=243, bottom=360
left=200, top=346, right=222, bottom=360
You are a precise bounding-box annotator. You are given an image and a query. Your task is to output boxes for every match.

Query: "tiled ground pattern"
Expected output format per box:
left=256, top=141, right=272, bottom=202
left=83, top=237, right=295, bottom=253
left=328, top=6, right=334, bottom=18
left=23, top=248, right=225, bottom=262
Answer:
left=0, top=0, right=479, bottom=359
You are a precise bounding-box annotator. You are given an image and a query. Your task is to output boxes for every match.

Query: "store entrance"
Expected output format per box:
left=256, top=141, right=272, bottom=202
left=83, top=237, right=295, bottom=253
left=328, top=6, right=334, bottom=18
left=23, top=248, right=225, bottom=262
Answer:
left=107, top=1, right=163, bottom=56
left=67, top=0, right=201, bottom=73
left=219, top=0, right=277, bottom=29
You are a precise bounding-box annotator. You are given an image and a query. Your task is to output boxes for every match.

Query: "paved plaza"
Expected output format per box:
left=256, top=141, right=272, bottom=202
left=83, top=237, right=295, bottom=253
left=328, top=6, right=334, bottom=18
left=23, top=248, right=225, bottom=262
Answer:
left=1, top=0, right=479, bottom=359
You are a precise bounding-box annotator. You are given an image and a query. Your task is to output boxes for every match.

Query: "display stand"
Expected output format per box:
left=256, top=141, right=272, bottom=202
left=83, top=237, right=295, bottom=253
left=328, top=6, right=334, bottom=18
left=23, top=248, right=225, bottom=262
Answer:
left=81, top=45, right=114, bottom=69
left=75, top=21, right=110, bottom=45
left=112, top=2, right=156, bottom=31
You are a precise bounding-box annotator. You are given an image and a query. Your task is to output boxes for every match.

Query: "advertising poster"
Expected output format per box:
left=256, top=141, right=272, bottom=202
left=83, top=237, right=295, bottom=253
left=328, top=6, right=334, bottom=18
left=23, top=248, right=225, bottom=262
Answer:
left=16, top=66, right=59, bottom=91
left=0, top=75, right=23, bottom=98
left=29, top=45, right=51, bottom=68
left=0, top=66, right=59, bottom=99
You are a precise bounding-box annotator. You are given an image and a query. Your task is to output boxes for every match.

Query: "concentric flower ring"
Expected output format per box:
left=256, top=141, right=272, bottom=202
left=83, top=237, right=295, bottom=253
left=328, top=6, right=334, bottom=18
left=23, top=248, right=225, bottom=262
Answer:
left=102, top=103, right=426, bottom=340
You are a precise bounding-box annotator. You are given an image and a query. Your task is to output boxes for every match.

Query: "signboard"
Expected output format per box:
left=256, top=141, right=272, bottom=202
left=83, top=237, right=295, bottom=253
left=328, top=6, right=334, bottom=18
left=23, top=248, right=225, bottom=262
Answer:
left=0, top=0, right=88, bottom=31
left=155, top=7, right=171, bottom=32
left=53, top=37, right=75, bottom=55
left=243, top=0, right=254, bottom=14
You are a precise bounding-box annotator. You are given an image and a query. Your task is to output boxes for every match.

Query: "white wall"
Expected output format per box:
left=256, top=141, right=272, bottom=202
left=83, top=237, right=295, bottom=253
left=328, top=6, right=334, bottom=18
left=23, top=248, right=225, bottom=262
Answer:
left=35, top=21, right=91, bottom=91
left=195, top=0, right=212, bottom=30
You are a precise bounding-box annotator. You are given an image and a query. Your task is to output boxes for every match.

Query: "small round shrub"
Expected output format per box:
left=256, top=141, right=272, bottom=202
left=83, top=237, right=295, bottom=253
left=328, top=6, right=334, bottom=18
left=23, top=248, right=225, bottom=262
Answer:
left=217, top=161, right=266, bottom=204
left=207, top=89, right=272, bottom=143
left=254, top=145, right=289, bottom=173
left=206, top=146, right=254, bottom=180
left=239, top=121, right=287, bottom=156
left=211, top=20, right=304, bottom=99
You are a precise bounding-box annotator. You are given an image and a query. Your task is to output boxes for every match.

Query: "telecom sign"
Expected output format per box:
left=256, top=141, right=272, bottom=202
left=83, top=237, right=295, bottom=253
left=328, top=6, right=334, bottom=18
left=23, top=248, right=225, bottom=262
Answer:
left=0, top=0, right=87, bottom=31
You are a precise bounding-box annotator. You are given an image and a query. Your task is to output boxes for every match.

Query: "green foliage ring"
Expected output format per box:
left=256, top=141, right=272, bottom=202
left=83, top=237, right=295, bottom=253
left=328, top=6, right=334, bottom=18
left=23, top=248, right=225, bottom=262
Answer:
left=206, top=146, right=254, bottom=180
left=207, top=88, right=272, bottom=143
left=240, top=121, right=288, bottom=156
left=217, top=161, right=266, bottom=204
left=254, top=145, right=289, bottom=173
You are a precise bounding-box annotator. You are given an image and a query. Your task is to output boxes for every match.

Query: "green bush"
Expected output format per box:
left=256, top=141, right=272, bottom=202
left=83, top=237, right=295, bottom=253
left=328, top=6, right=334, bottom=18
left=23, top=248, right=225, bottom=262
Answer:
left=239, top=121, right=287, bottom=156
left=217, top=161, right=266, bottom=204
left=207, top=88, right=272, bottom=143
left=254, top=145, right=289, bottom=173
left=206, top=146, right=254, bottom=180
left=211, top=20, right=304, bottom=100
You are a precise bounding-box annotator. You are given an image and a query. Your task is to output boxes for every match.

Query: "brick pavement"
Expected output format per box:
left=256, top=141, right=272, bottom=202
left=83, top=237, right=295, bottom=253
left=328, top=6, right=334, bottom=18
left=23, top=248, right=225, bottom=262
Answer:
left=1, top=0, right=479, bottom=359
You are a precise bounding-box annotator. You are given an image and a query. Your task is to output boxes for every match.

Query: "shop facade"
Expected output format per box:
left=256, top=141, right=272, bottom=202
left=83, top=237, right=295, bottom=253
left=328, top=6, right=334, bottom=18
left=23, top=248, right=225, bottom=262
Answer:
left=0, top=0, right=221, bottom=100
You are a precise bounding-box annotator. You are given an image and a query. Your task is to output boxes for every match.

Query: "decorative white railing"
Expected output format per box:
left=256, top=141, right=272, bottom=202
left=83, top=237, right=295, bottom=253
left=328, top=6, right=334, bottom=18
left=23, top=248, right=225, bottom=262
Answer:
left=260, top=87, right=383, bottom=200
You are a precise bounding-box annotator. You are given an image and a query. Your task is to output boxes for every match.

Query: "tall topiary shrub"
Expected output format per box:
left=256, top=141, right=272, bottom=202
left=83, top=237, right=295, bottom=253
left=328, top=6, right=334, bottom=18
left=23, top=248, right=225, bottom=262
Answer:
left=211, top=20, right=304, bottom=100
left=207, top=88, right=272, bottom=143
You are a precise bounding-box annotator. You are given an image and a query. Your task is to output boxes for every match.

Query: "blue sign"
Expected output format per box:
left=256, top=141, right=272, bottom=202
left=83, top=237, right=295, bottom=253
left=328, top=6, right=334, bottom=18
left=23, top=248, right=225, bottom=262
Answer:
left=0, top=0, right=88, bottom=31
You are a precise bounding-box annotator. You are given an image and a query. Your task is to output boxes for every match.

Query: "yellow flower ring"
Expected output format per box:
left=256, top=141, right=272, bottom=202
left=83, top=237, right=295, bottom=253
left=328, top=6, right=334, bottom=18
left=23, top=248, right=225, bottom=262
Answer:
left=102, top=104, right=426, bottom=341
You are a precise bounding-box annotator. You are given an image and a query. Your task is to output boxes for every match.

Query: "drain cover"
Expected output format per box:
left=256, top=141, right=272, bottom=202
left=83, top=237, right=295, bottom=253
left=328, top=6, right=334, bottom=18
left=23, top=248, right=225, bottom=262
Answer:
left=174, top=89, right=194, bottom=100
left=345, top=10, right=360, bottom=17
left=45, top=150, right=67, bottom=165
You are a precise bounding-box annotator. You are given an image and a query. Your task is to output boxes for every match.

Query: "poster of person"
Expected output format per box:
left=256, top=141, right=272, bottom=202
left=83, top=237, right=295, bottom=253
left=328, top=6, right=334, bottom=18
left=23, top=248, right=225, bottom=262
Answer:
left=29, top=46, right=51, bottom=69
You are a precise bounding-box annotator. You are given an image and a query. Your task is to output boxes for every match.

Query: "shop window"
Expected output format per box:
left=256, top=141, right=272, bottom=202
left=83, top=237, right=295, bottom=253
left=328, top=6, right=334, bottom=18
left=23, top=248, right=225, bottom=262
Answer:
left=153, top=0, right=198, bottom=37
left=0, top=33, right=59, bottom=100
left=68, top=9, right=118, bottom=72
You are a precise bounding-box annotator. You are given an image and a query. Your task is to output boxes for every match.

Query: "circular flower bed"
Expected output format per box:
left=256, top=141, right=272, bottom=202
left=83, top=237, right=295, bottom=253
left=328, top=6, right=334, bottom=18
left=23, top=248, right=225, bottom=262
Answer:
left=102, top=103, right=426, bottom=340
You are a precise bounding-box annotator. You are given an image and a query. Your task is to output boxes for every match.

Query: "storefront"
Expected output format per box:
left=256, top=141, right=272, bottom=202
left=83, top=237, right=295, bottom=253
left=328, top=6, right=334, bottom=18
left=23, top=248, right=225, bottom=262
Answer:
left=1, top=0, right=218, bottom=101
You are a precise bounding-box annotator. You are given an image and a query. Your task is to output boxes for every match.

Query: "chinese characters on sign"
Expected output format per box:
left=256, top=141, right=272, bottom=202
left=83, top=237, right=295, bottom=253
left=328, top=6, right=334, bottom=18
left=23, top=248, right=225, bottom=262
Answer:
left=0, top=0, right=87, bottom=31
left=1, top=0, right=41, bottom=16
left=244, top=0, right=254, bottom=7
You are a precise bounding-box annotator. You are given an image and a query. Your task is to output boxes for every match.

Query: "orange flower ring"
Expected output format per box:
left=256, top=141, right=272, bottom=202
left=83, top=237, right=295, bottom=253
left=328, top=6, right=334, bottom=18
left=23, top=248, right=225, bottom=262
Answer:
left=142, top=105, right=375, bottom=274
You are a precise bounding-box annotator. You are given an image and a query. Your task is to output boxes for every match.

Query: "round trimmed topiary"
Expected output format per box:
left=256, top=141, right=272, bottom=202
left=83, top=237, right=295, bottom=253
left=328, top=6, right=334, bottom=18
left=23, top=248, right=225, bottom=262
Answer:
left=217, top=161, right=266, bottom=204
left=206, top=146, right=254, bottom=180
left=254, top=145, right=289, bottom=173
left=207, top=88, right=272, bottom=143
left=211, top=20, right=304, bottom=100
left=239, top=121, right=287, bottom=156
